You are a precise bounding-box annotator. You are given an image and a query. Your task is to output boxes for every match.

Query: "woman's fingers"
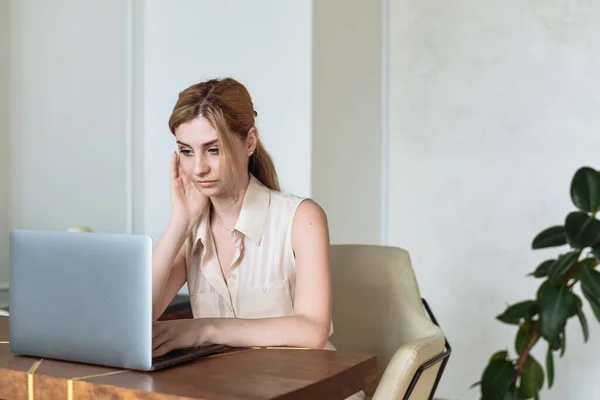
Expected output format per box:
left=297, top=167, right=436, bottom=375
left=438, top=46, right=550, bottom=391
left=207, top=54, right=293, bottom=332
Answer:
left=170, top=152, right=179, bottom=182
left=179, top=164, right=191, bottom=188
left=152, top=324, right=179, bottom=358
left=152, top=340, right=174, bottom=358
left=172, top=151, right=199, bottom=194
left=152, top=322, right=166, bottom=339
left=152, top=330, right=170, bottom=352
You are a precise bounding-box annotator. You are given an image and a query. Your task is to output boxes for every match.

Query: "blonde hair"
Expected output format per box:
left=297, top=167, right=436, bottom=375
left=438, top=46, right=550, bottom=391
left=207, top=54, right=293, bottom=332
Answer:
left=168, top=78, right=280, bottom=196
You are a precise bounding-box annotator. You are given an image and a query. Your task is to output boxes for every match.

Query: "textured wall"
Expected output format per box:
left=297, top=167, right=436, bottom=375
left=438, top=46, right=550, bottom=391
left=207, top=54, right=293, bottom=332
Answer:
left=388, top=1, right=600, bottom=398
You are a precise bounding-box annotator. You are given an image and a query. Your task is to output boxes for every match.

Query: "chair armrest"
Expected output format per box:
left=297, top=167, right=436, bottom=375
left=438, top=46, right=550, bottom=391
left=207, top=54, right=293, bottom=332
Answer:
left=373, top=329, right=446, bottom=400
left=403, top=335, right=451, bottom=400
left=420, top=299, right=451, bottom=399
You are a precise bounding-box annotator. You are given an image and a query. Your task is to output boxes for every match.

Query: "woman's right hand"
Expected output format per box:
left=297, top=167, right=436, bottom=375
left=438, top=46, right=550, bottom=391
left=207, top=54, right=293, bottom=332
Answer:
left=170, top=152, right=209, bottom=224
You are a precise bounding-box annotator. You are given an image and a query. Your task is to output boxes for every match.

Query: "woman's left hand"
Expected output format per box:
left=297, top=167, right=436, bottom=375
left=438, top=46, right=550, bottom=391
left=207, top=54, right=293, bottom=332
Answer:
left=152, top=319, right=211, bottom=358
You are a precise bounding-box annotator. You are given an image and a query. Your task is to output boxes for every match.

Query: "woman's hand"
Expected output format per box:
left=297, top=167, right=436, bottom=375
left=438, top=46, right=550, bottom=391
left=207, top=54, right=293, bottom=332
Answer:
left=152, top=319, right=212, bottom=358
left=170, top=152, right=209, bottom=223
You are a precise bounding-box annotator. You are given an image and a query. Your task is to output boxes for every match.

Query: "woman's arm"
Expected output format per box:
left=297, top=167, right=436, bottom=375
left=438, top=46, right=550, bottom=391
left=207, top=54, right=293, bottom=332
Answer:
left=152, top=199, right=332, bottom=356
left=153, top=152, right=208, bottom=320
left=152, top=217, right=193, bottom=321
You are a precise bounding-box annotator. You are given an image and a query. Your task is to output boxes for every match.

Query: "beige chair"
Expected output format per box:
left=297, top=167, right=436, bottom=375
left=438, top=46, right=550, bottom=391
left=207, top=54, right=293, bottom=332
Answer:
left=67, top=226, right=93, bottom=233
left=329, top=244, right=451, bottom=400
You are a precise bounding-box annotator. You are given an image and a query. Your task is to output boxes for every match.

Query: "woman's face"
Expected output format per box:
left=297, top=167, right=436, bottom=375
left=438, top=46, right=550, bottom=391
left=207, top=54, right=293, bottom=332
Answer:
left=174, top=116, right=250, bottom=198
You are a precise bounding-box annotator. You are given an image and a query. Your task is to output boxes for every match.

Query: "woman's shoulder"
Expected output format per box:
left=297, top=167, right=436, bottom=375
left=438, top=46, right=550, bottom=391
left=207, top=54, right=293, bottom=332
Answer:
left=267, top=187, right=304, bottom=208
left=253, top=177, right=327, bottom=227
left=293, top=198, right=327, bottom=228
left=268, top=189, right=327, bottom=226
left=289, top=198, right=329, bottom=255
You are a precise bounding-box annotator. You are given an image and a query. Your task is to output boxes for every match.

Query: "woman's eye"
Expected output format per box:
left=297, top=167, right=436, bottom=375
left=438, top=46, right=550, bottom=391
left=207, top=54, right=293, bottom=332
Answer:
left=179, top=149, right=192, bottom=156
left=208, top=147, right=219, bottom=155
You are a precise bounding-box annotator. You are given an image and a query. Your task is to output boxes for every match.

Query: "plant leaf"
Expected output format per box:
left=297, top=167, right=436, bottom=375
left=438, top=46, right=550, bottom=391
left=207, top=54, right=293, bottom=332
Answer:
left=580, top=257, right=599, bottom=269
left=580, top=266, right=600, bottom=323
left=560, top=331, right=566, bottom=357
left=565, top=212, right=600, bottom=249
left=593, top=244, right=600, bottom=261
left=537, top=281, right=576, bottom=342
left=570, top=294, right=582, bottom=317
left=469, top=380, right=481, bottom=389
left=497, top=301, right=539, bottom=325
left=490, top=350, right=509, bottom=362
left=515, top=320, right=539, bottom=355
left=532, top=226, right=567, bottom=249
left=549, top=336, right=561, bottom=351
left=515, top=328, right=528, bottom=356
left=570, top=167, right=600, bottom=213
left=548, top=251, right=579, bottom=280
left=580, top=266, right=600, bottom=308
left=481, top=359, right=515, bottom=400
left=576, top=302, right=589, bottom=343
left=530, top=259, right=555, bottom=278
left=581, top=284, right=600, bottom=314
left=591, top=303, right=600, bottom=323
left=546, top=345, right=554, bottom=388
left=501, top=385, right=523, bottom=400
left=520, top=355, right=544, bottom=399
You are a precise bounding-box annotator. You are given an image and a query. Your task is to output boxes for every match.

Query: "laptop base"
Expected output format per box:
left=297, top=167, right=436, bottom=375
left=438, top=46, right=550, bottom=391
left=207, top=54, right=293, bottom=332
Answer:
left=150, top=344, right=228, bottom=371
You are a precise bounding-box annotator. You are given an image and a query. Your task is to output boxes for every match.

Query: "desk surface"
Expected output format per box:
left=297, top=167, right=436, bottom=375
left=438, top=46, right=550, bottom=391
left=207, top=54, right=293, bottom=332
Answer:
left=0, top=316, right=377, bottom=399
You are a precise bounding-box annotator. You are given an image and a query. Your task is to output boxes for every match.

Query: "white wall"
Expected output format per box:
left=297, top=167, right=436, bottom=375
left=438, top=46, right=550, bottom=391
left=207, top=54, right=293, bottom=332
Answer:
left=311, top=0, right=383, bottom=245
left=139, top=0, right=313, bottom=242
left=2, top=0, right=317, bottom=286
left=388, top=1, right=600, bottom=398
left=8, top=0, right=130, bottom=252
left=0, top=1, right=9, bottom=286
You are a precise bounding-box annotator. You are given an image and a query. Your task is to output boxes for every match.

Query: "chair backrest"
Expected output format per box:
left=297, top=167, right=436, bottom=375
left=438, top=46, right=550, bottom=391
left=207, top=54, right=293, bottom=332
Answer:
left=329, top=244, right=445, bottom=398
left=68, top=226, right=93, bottom=233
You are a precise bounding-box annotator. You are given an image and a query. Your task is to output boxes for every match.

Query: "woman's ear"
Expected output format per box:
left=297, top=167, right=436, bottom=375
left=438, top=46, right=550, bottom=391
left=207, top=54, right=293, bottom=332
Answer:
left=246, top=127, right=258, bottom=155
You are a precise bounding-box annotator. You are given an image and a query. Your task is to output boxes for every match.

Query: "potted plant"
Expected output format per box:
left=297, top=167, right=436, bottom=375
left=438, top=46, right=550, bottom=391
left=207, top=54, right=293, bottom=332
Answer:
left=474, top=166, right=600, bottom=399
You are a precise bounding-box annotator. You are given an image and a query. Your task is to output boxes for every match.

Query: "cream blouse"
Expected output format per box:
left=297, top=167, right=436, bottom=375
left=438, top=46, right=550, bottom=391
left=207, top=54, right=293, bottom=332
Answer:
left=184, top=175, right=363, bottom=400
left=185, top=175, right=311, bottom=321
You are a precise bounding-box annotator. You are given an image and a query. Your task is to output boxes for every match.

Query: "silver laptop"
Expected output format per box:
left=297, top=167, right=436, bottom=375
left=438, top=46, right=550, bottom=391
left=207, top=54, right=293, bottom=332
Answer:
left=9, top=229, right=225, bottom=371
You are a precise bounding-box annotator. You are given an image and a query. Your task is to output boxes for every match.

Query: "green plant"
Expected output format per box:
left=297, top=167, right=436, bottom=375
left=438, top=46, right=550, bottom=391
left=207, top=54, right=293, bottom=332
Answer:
left=474, top=166, right=600, bottom=400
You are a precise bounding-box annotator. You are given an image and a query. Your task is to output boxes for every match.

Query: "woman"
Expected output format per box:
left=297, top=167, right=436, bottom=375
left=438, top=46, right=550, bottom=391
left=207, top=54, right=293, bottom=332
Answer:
left=151, top=77, right=334, bottom=356
left=152, top=78, right=366, bottom=400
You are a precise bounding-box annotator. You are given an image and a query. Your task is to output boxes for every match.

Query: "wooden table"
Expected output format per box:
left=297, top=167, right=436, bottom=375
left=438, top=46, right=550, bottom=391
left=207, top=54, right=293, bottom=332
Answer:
left=0, top=316, right=377, bottom=399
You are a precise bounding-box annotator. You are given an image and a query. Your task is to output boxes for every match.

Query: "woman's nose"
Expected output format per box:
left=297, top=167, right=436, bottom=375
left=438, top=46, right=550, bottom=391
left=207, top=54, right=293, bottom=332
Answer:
left=193, top=156, right=209, bottom=176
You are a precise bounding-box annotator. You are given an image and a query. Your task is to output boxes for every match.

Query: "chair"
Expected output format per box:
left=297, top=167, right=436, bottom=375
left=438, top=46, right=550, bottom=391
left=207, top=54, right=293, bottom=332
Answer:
left=67, top=226, right=93, bottom=233
left=329, top=244, right=451, bottom=400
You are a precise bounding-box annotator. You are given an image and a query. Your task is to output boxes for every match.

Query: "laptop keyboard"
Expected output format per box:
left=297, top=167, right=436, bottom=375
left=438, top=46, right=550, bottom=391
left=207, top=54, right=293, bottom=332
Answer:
left=152, top=346, right=202, bottom=364
left=151, top=343, right=228, bottom=370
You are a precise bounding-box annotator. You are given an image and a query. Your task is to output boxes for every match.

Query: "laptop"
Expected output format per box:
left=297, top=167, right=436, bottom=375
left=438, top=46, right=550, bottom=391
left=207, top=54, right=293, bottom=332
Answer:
left=8, top=229, right=226, bottom=371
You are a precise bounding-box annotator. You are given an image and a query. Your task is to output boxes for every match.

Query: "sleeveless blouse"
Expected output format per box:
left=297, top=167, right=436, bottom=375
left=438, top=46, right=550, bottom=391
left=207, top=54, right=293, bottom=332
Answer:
left=184, top=175, right=364, bottom=400
left=185, top=175, right=307, bottom=321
